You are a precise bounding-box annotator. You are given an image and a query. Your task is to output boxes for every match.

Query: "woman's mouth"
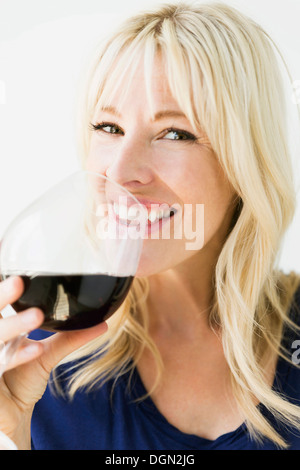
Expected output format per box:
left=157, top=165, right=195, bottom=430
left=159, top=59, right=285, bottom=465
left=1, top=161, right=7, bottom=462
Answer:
left=111, top=201, right=178, bottom=235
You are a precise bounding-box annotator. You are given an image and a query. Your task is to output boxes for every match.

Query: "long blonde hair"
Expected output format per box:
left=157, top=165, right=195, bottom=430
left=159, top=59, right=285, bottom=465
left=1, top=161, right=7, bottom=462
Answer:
left=54, top=2, right=300, bottom=448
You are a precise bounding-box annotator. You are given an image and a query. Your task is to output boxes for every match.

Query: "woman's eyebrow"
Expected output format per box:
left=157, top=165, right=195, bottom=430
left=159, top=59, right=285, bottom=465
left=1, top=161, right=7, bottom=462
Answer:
left=153, top=110, right=187, bottom=121
left=99, top=106, right=186, bottom=122
left=99, top=105, right=121, bottom=117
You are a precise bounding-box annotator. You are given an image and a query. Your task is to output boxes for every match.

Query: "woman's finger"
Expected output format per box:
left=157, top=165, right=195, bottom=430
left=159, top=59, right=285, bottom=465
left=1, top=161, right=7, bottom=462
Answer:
left=1, top=339, right=44, bottom=372
left=0, top=308, right=44, bottom=342
left=0, top=276, right=24, bottom=311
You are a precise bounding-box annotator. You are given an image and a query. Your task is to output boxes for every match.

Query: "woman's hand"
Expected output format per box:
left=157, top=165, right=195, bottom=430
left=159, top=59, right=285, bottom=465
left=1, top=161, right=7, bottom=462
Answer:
left=0, top=276, right=108, bottom=449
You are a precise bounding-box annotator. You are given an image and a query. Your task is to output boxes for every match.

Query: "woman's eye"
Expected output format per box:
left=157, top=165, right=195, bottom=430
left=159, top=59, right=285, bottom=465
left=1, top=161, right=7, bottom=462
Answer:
left=90, top=122, right=123, bottom=135
left=162, top=129, right=196, bottom=141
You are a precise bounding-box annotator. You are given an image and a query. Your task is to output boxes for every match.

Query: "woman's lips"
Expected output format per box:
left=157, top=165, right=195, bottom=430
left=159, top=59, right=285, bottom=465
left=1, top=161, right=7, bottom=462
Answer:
left=112, top=201, right=177, bottom=225
left=108, top=199, right=178, bottom=237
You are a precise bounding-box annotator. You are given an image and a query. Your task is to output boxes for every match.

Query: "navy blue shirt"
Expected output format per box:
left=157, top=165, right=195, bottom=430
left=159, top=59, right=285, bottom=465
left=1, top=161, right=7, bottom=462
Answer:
left=30, top=288, right=300, bottom=450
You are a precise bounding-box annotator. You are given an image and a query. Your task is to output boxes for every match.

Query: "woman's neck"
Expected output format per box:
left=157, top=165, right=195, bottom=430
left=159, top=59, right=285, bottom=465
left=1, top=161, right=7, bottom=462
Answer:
left=146, top=252, right=217, bottom=340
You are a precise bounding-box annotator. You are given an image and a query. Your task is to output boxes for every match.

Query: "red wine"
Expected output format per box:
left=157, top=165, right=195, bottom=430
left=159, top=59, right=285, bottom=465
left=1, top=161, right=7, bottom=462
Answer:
left=7, top=274, right=133, bottom=332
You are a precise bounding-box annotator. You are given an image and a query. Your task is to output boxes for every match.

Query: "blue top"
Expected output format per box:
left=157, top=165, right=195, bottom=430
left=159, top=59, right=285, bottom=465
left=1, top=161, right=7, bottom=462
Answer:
left=30, top=287, right=300, bottom=450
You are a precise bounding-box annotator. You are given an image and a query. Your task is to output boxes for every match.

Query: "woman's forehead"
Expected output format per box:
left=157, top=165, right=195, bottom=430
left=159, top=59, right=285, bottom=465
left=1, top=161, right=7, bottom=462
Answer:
left=94, top=54, right=183, bottom=118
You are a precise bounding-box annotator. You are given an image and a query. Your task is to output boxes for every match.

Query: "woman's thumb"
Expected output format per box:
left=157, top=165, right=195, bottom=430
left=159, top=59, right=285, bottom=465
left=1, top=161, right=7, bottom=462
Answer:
left=39, top=321, right=108, bottom=374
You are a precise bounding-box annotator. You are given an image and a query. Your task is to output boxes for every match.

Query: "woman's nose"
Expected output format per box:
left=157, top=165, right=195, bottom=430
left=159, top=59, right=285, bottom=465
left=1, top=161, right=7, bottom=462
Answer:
left=105, top=139, right=154, bottom=189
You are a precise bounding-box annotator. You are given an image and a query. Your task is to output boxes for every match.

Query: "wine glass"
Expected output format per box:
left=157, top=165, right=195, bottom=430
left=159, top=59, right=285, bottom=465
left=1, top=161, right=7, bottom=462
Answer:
left=0, top=170, right=147, bottom=375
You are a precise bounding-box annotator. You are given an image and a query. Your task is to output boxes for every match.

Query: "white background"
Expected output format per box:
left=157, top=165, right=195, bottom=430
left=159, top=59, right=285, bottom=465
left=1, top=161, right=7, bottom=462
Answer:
left=0, top=0, right=299, bottom=272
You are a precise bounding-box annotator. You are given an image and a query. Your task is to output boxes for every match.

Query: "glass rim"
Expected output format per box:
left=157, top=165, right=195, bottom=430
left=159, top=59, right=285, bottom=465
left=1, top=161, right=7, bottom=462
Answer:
left=79, top=170, right=146, bottom=209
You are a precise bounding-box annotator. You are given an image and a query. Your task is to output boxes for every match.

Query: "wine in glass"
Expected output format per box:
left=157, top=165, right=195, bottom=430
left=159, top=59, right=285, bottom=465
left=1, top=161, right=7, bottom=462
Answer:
left=0, top=171, right=147, bottom=371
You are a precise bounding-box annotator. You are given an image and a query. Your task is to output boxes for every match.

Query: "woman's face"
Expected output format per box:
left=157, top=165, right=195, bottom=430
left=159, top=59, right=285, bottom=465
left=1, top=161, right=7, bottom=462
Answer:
left=87, top=57, right=237, bottom=277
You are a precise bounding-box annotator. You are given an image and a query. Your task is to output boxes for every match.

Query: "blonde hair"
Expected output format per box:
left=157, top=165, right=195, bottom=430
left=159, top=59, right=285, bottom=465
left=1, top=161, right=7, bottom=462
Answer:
left=54, top=2, right=300, bottom=448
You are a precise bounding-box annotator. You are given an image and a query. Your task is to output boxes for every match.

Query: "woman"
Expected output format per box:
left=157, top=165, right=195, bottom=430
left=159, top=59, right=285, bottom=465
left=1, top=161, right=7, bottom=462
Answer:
left=0, top=2, right=300, bottom=450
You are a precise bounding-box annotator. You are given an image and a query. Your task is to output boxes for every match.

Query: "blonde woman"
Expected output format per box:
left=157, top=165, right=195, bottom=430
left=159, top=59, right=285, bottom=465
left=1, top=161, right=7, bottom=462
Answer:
left=0, top=2, right=300, bottom=450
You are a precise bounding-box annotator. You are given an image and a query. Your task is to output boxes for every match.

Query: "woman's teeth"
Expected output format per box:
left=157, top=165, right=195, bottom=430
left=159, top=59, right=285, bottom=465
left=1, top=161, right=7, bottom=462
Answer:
left=113, top=202, right=175, bottom=224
